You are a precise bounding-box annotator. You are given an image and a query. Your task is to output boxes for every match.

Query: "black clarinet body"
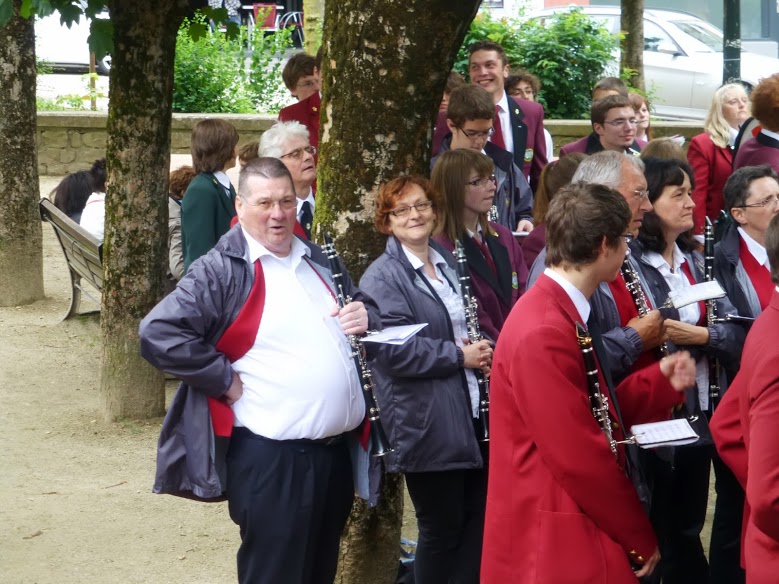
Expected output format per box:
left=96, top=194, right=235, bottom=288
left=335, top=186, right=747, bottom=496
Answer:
left=704, top=217, right=722, bottom=405
left=321, top=232, right=392, bottom=457
left=620, top=255, right=670, bottom=358
left=575, top=323, right=619, bottom=458
left=454, top=240, right=490, bottom=442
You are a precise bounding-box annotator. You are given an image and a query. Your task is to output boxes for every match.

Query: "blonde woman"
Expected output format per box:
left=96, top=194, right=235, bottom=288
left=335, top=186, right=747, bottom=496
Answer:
left=688, top=84, right=750, bottom=235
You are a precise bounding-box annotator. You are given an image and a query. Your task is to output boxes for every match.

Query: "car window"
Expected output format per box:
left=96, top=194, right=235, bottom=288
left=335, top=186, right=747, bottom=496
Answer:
left=670, top=20, right=720, bottom=52
left=644, top=20, right=682, bottom=55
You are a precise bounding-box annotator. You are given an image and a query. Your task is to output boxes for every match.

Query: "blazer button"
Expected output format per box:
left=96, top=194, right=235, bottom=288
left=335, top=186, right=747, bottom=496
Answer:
left=629, top=550, right=637, bottom=556
left=637, top=556, right=645, bottom=562
left=612, top=422, right=619, bottom=430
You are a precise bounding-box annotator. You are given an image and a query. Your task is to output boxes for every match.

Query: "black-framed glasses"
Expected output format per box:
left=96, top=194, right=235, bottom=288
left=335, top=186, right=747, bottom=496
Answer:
left=465, top=175, right=496, bottom=188
left=603, top=118, right=638, bottom=127
left=632, top=189, right=649, bottom=201
left=390, top=200, right=434, bottom=217
left=738, top=194, right=779, bottom=209
left=280, top=145, right=317, bottom=160
left=459, top=127, right=495, bottom=140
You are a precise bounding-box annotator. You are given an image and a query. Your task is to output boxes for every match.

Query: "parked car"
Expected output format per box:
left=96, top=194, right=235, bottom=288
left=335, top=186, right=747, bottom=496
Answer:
left=35, top=8, right=111, bottom=75
left=531, top=6, right=779, bottom=120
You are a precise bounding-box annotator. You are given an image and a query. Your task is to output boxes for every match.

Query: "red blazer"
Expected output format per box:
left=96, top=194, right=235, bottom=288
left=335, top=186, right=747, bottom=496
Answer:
left=687, top=132, right=733, bottom=235
left=278, top=92, right=321, bottom=149
left=733, top=131, right=779, bottom=173
left=481, top=274, right=683, bottom=583
left=711, top=289, right=779, bottom=584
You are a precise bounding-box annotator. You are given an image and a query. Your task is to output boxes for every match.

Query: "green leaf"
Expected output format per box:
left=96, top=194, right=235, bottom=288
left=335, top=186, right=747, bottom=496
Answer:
left=0, top=0, right=14, bottom=25
left=88, top=18, right=113, bottom=59
left=188, top=21, right=207, bottom=42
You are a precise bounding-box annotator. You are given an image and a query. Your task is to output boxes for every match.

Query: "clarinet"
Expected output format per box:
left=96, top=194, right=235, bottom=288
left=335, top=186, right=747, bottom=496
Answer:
left=704, top=217, right=722, bottom=405
left=575, top=323, right=636, bottom=458
left=620, top=255, right=669, bottom=358
left=454, top=240, right=490, bottom=442
left=321, top=232, right=393, bottom=457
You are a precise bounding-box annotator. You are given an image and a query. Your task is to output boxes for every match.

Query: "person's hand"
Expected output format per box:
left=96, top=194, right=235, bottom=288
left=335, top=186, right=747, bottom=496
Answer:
left=333, top=301, right=369, bottom=336
left=462, top=338, right=493, bottom=373
left=516, top=219, right=534, bottom=233
left=659, top=351, right=697, bottom=392
left=223, top=371, right=243, bottom=405
left=665, top=319, right=709, bottom=346
left=626, top=310, right=667, bottom=349
left=633, top=547, right=661, bottom=578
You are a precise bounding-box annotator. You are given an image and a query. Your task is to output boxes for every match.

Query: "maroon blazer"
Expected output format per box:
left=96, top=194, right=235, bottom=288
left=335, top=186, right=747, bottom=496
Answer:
left=733, top=131, right=779, bottom=173
left=434, top=222, right=527, bottom=342
left=688, top=132, right=733, bottom=235
left=432, top=94, right=548, bottom=190
left=481, top=274, right=683, bottom=583
left=521, top=223, right=546, bottom=271
left=559, top=133, right=646, bottom=157
left=711, top=289, right=779, bottom=584
left=278, top=91, right=321, bottom=149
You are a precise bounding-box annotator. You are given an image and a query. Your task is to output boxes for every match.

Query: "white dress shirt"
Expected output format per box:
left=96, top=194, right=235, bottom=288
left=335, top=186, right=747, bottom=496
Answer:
left=738, top=227, right=771, bottom=270
left=644, top=245, right=710, bottom=410
left=296, top=188, right=315, bottom=221
left=79, top=192, right=106, bottom=240
left=494, top=91, right=514, bottom=155
left=230, top=228, right=364, bottom=440
left=402, top=245, right=480, bottom=418
left=213, top=170, right=233, bottom=196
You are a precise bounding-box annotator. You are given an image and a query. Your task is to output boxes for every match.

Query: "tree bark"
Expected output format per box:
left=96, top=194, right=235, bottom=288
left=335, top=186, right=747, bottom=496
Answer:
left=0, top=0, right=45, bottom=307
left=318, top=1, right=480, bottom=582
left=100, top=0, right=189, bottom=420
left=302, top=0, right=324, bottom=55
left=620, top=0, right=645, bottom=91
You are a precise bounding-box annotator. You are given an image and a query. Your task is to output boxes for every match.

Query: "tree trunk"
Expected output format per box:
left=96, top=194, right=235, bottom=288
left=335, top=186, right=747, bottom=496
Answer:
left=620, top=0, right=645, bottom=91
left=100, top=0, right=189, bottom=421
left=0, top=0, right=44, bottom=307
left=302, top=0, right=324, bottom=55
left=318, top=1, right=480, bottom=581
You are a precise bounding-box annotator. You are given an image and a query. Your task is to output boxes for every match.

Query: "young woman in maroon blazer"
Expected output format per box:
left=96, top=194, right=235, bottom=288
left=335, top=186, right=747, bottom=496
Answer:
left=431, top=149, right=528, bottom=341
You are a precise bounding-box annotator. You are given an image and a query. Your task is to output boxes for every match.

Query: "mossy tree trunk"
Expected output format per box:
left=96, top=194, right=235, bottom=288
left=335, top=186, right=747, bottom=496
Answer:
left=620, top=0, right=645, bottom=91
left=302, top=0, right=324, bottom=55
left=99, top=0, right=189, bottom=421
left=317, top=2, right=480, bottom=582
left=0, top=0, right=44, bottom=308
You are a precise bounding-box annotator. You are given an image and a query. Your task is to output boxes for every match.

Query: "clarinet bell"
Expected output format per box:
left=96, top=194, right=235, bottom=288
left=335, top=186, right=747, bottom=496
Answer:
left=369, top=421, right=394, bottom=457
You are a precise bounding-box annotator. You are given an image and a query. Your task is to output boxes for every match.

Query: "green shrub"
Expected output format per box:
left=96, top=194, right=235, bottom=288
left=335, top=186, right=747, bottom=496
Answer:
left=455, top=9, right=619, bottom=119
left=172, top=14, right=293, bottom=114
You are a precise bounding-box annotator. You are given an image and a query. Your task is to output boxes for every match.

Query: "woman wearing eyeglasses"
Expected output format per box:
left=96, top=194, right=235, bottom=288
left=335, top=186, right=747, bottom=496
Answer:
left=688, top=83, right=750, bottom=236
left=630, top=157, right=745, bottom=584
left=359, top=175, right=493, bottom=584
left=431, top=149, right=528, bottom=341
left=259, top=121, right=317, bottom=239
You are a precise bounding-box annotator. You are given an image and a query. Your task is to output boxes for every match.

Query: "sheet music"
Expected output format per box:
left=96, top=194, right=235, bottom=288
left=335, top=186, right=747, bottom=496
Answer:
left=667, top=281, right=725, bottom=309
left=362, top=324, right=427, bottom=345
left=630, top=418, right=699, bottom=449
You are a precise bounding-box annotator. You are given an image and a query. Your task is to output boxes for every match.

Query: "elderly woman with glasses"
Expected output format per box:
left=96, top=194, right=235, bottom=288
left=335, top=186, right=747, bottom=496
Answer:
left=259, top=121, right=318, bottom=239
left=629, top=157, right=745, bottom=584
left=431, top=149, right=528, bottom=342
left=360, top=175, right=493, bottom=584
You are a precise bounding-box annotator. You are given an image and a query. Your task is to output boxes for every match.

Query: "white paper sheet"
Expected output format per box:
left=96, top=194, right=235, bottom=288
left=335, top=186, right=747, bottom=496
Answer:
left=630, top=418, right=699, bottom=449
left=667, top=281, right=725, bottom=309
left=362, top=324, right=428, bottom=345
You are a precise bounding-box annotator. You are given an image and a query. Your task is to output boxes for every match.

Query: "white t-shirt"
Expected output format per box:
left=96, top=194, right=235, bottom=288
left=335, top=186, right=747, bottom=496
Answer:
left=79, top=192, right=105, bottom=240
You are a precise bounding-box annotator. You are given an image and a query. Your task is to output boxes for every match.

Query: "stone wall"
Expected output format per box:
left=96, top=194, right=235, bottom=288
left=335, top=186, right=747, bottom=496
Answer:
left=36, top=112, right=704, bottom=175
left=37, top=112, right=277, bottom=175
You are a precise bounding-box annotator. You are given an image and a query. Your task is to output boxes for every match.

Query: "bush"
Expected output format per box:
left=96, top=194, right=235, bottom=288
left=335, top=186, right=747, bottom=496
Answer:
left=455, top=10, right=619, bottom=120
left=172, top=14, right=293, bottom=114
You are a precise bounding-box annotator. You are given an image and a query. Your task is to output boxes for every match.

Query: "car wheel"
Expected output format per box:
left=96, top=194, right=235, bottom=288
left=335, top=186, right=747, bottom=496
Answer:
left=96, top=55, right=111, bottom=76
left=739, top=81, right=754, bottom=95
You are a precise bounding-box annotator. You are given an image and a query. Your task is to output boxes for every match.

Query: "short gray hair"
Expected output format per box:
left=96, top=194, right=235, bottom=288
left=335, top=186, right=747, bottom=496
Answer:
left=238, top=157, right=295, bottom=200
left=572, top=151, right=645, bottom=190
left=258, top=121, right=311, bottom=158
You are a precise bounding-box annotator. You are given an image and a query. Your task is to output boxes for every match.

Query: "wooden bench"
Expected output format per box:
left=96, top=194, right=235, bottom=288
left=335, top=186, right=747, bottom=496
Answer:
left=39, top=198, right=103, bottom=319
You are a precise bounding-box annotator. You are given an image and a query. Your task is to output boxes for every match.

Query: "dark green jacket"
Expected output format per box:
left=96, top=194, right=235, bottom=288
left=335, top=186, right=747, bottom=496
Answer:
left=181, top=172, right=236, bottom=273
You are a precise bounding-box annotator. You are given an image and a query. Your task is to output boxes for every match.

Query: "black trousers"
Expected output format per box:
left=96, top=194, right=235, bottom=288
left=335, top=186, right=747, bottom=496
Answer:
left=660, top=444, right=713, bottom=584
left=709, top=452, right=746, bottom=584
left=404, top=465, right=487, bottom=584
left=226, top=427, right=354, bottom=584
